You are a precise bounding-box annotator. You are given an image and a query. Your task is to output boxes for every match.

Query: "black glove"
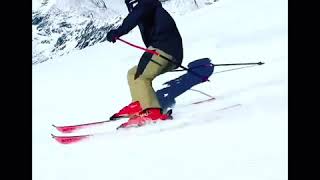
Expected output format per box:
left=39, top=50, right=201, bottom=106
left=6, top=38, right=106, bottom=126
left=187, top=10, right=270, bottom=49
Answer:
left=106, top=29, right=119, bottom=43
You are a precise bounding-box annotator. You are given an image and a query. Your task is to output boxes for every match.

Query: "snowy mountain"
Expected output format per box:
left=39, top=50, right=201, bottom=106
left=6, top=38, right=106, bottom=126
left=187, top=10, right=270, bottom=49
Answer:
left=160, top=0, right=217, bottom=14
left=32, top=0, right=217, bottom=64
left=33, top=0, right=287, bottom=179
left=32, top=0, right=123, bottom=64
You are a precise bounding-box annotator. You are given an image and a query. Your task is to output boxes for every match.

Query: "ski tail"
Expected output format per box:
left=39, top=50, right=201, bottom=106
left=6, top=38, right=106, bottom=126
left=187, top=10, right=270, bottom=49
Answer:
left=51, top=134, right=91, bottom=144
left=52, top=116, right=130, bottom=134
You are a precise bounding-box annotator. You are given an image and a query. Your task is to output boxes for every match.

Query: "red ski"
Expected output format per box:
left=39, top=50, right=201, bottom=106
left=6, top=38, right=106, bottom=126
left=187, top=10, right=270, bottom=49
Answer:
left=51, top=134, right=92, bottom=144
left=53, top=120, right=110, bottom=134
left=52, top=97, right=215, bottom=134
left=51, top=103, right=241, bottom=145
left=52, top=116, right=132, bottom=133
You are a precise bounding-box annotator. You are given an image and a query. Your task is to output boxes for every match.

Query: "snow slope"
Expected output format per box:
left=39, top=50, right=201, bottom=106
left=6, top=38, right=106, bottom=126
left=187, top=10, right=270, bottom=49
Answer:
left=32, top=0, right=288, bottom=180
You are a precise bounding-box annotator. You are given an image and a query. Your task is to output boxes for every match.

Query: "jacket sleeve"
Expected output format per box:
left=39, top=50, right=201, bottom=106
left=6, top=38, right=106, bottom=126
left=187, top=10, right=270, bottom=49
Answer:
left=117, top=1, right=155, bottom=36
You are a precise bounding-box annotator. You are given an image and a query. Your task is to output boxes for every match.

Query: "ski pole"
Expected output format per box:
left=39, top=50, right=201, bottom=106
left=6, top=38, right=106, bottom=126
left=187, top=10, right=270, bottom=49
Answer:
left=172, top=62, right=264, bottom=72
left=214, top=62, right=264, bottom=66
left=117, top=37, right=210, bottom=82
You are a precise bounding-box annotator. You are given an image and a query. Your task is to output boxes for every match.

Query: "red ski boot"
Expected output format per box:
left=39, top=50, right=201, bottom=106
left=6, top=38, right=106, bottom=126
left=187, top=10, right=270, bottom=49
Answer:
left=117, top=108, right=172, bottom=129
left=110, top=101, right=142, bottom=120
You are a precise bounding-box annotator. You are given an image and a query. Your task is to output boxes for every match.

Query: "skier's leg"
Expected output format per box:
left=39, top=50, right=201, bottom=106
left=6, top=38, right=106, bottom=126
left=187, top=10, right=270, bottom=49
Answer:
left=127, top=46, right=176, bottom=110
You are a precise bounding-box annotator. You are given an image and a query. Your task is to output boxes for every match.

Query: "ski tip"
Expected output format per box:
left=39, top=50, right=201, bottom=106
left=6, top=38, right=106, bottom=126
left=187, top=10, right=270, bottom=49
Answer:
left=52, top=124, right=57, bottom=128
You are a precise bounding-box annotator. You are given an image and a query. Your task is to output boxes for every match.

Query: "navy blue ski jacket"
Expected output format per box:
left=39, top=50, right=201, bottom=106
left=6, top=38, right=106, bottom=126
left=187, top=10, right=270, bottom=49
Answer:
left=116, top=0, right=183, bottom=64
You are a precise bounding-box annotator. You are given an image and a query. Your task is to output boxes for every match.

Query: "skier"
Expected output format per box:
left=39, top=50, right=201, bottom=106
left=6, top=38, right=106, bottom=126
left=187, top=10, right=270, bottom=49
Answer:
left=106, top=0, right=183, bottom=128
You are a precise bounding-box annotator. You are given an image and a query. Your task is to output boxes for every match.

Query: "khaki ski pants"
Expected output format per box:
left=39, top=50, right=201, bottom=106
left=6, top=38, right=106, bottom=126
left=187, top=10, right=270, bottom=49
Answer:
left=127, top=46, right=176, bottom=110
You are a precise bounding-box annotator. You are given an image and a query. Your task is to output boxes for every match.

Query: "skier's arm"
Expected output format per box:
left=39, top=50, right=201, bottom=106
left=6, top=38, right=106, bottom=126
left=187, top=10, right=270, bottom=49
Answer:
left=117, top=1, right=155, bottom=36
